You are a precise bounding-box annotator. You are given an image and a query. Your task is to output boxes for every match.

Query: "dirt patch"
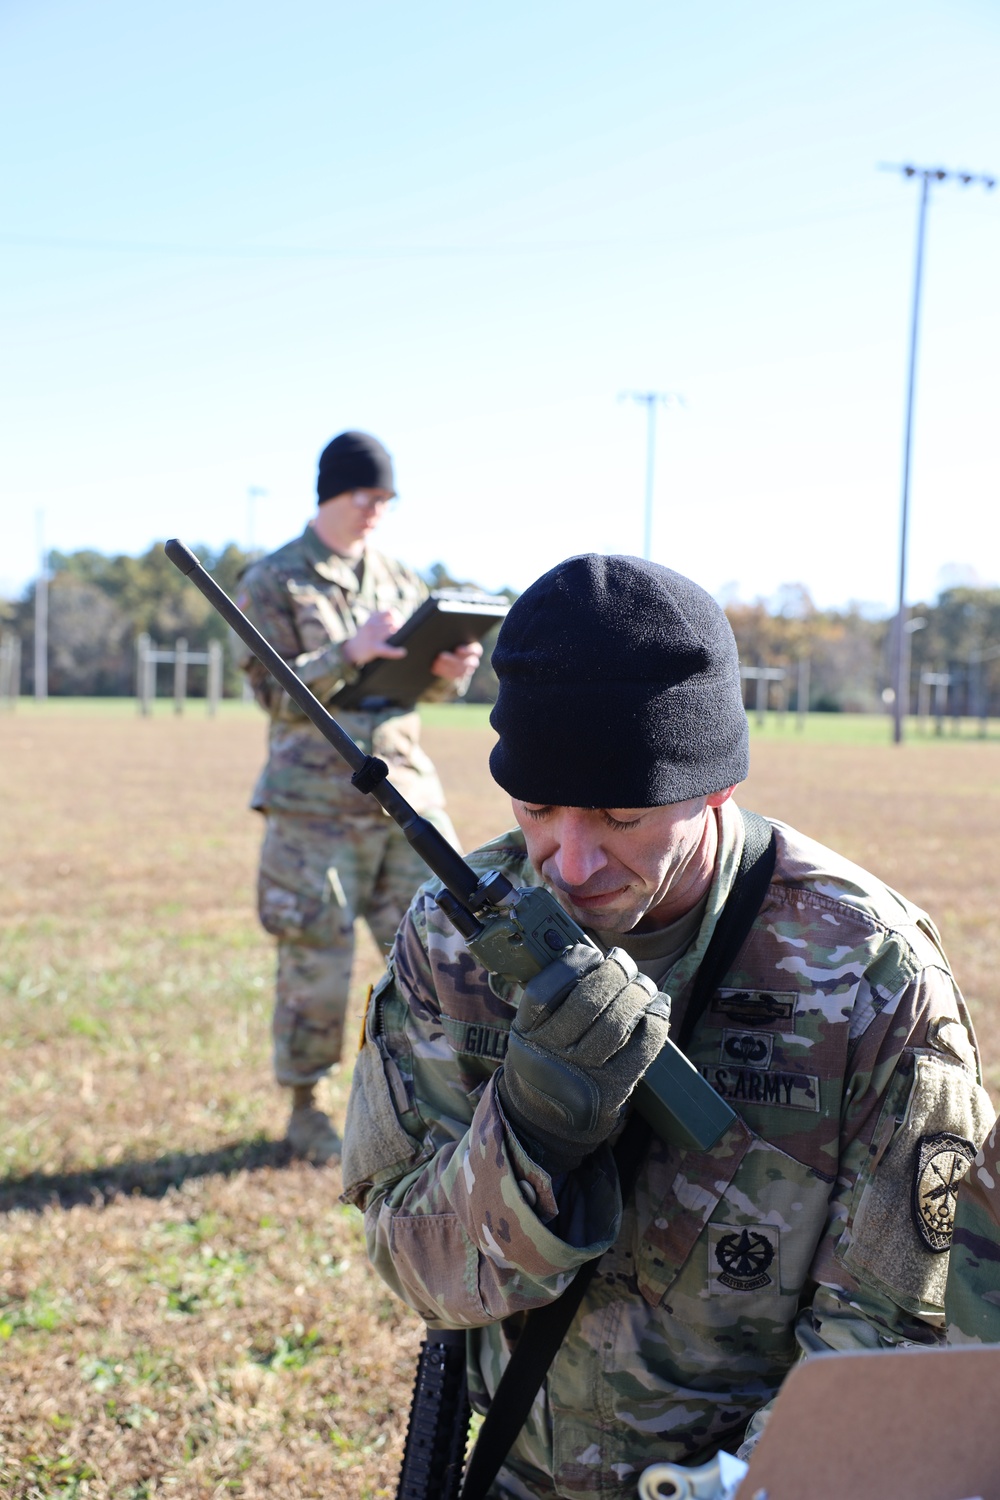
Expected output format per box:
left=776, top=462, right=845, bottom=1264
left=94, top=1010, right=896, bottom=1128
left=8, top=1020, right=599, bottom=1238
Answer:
left=1, top=707, right=997, bottom=1496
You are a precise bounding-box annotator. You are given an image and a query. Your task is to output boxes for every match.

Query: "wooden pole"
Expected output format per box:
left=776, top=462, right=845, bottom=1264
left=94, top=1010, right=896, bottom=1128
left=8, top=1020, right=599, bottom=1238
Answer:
left=796, top=658, right=810, bottom=733
left=174, top=638, right=187, bottom=716
left=207, top=639, right=222, bottom=717
left=755, top=672, right=767, bottom=728
left=136, top=634, right=151, bottom=716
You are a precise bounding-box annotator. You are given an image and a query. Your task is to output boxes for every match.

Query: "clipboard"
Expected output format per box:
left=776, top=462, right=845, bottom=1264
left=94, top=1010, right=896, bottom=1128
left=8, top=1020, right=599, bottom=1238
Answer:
left=331, top=589, right=509, bottom=711
left=733, top=1345, right=1000, bottom=1500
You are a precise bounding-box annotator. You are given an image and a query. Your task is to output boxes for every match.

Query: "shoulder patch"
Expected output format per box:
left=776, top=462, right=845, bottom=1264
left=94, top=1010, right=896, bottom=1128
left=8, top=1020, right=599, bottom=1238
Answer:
left=913, top=1131, right=977, bottom=1253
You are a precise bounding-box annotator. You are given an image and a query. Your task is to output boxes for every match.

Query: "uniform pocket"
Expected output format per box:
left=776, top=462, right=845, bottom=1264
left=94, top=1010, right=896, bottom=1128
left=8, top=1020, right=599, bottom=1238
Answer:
left=257, top=816, right=344, bottom=943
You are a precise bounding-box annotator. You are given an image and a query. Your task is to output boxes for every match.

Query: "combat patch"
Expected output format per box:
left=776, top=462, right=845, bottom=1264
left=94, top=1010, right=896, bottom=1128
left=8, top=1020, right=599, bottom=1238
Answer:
left=912, top=1131, right=977, bottom=1253
left=708, top=1223, right=780, bottom=1293
left=711, top=988, right=797, bottom=1025
left=720, top=1029, right=774, bottom=1069
left=700, top=1065, right=819, bottom=1111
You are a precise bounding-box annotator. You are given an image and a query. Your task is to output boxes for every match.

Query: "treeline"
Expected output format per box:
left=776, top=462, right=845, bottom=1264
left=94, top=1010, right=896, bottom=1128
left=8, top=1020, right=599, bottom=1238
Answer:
left=0, top=545, right=511, bottom=704
left=3, top=546, right=1000, bottom=715
left=1, top=544, right=252, bottom=698
left=726, top=582, right=1000, bottom=716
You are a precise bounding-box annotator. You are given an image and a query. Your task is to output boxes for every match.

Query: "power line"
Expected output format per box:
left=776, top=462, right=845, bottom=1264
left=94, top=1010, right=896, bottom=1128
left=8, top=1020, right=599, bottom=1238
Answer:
left=882, top=162, right=996, bottom=746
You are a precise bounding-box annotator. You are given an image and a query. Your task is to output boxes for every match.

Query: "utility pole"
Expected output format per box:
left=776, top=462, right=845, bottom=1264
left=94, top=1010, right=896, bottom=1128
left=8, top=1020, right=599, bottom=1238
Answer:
left=619, top=391, right=683, bottom=560
left=34, top=508, right=48, bottom=701
left=883, top=163, right=995, bottom=745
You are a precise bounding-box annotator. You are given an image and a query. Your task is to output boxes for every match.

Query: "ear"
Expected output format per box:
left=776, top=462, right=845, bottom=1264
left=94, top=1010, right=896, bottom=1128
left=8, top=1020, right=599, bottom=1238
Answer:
left=706, top=786, right=736, bottom=809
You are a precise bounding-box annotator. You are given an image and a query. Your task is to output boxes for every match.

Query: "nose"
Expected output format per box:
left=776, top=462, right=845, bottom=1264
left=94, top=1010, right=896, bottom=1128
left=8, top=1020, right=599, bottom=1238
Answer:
left=551, top=812, right=608, bottom=889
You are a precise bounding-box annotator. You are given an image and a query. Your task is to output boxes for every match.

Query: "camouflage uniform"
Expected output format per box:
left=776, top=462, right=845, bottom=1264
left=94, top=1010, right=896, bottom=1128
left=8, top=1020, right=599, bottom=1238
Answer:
left=237, top=525, right=458, bottom=1085
left=945, top=1116, right=1000, bottom=1344
left=342, top=799, right=993, bottom=1498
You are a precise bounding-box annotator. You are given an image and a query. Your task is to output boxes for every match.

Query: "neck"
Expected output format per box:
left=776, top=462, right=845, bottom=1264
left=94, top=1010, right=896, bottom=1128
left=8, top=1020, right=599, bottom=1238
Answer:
left=310, top=509, right=366, bottom=559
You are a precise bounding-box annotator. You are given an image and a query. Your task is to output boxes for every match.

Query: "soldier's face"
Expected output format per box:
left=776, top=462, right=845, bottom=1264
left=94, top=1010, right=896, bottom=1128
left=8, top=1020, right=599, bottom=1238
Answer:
left=314, top=488, right=394, bottom=554
left=512, top=790, right=733, bottom=934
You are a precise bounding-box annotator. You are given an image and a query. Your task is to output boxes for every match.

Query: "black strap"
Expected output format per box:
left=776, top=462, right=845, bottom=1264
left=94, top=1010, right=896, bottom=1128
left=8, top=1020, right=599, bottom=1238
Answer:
left=458, top=1111, right=652, bottom=1500
left=458, top=808, right=777, bottom=1500
left=676, top=808, right=776, bottom=1053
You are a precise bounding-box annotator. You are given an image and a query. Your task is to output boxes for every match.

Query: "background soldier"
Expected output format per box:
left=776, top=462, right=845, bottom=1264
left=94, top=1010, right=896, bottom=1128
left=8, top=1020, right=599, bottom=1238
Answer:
left=342, top=554, right=994, bottom=1498
left=238, top=430, right=481, bottom=1163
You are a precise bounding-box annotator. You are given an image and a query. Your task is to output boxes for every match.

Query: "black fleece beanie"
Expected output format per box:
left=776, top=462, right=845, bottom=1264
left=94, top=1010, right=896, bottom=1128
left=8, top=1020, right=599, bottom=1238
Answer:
left=489, top=554, right=748, bottom=808
left=316, top=431, right=395, bottom=503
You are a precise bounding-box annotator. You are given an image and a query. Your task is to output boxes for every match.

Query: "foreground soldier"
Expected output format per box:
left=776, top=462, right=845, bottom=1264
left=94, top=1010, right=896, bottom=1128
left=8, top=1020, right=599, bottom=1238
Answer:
left=342, top=555, right=993, bottom=1497
left=238, top=431, right=480, bottom=1163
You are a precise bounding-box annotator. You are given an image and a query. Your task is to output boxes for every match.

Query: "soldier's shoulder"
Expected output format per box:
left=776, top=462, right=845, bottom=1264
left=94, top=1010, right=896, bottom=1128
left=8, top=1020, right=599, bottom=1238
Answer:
left=463, top=827, right=532, bottom=879
left=241, top=533, right=312, bottom=589
left=767, top=817, right=947, bottom=973
left=411, top=828, right=532, bottom=917
left=366, top=548, right=428, bottom=596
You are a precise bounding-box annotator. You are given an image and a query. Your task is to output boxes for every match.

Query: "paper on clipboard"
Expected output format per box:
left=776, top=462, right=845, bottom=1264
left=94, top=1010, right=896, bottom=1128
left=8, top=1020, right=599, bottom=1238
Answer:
left=733, top=1346, right=1000, bottom=1500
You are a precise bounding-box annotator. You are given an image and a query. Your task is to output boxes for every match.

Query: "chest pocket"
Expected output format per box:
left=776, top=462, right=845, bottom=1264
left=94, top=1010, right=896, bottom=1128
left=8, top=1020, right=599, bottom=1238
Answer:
left=629, top=1115, right=754, bottom=1306
left=627, top=1116, right=833, bottom=1310
left=288, top=583, right=350, bottom=652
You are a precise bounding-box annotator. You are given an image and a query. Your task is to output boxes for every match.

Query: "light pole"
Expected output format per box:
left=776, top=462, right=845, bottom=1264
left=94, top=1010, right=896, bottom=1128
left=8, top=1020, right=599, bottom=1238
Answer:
left=883, top=163, right=995, bottom=745
left=619, top=391, right=683, bottom=561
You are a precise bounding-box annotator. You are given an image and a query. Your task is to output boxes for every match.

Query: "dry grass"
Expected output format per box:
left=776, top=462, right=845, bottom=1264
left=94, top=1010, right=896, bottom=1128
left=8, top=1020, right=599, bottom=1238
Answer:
left=1, top=704, right=998, bottom=1497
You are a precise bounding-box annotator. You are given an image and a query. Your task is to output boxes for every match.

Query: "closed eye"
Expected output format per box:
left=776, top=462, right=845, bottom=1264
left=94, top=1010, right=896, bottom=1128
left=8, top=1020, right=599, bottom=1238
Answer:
left=601, top=812, right=643, bottom=831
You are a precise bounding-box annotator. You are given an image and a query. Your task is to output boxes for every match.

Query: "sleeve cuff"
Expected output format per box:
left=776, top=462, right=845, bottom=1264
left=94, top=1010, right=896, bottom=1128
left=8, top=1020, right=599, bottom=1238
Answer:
left=454, top=1076, right=621, bottom=1275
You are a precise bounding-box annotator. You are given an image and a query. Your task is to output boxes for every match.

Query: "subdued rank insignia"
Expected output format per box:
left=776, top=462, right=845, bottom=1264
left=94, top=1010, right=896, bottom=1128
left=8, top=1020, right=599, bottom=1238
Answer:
left=912, top=1132, right=977, bottom=1253
left=712, top=988, right=797, bottom=1025
left=720, top=1029, right=774, bottom=1069
left=709, top=1223, right=780, bottom=1293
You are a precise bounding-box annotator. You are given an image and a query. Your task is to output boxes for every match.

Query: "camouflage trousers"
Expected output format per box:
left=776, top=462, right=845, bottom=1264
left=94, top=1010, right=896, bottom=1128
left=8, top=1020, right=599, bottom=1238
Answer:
left=257, top=807, right=459, bottom=1086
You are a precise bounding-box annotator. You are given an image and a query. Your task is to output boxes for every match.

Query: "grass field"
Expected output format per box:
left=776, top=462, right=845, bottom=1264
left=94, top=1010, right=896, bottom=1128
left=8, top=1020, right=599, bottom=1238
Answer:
left=1, top=703, right=999, bottom=1497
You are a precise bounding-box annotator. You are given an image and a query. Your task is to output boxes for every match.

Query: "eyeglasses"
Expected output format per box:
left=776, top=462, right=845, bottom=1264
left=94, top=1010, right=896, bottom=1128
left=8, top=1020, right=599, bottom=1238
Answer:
left=350, top=490, right=396, bottom=512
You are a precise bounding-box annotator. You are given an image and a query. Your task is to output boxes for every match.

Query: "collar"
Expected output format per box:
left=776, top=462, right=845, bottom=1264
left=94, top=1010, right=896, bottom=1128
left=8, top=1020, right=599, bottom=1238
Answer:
left=656, top=797, right=747, bottom=1000
left=300, top=524, right=368, bottom=590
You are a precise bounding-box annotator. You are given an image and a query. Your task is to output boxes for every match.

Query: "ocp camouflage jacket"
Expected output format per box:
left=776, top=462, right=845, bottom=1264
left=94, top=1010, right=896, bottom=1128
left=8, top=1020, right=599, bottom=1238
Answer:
left=945, top=1115, right=1000, bottom=1345
left=342, top=801, right=994, bottom=1499
left=236, top=526, right=453, bottom=818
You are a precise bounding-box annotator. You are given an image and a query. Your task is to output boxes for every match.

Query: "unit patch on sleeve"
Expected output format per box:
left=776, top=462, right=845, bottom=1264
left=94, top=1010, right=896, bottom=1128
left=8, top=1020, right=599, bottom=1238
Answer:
left=912, top=1131, right=977, bottom=1253
left=708, top=1223, right=780, bottom=1293
left=711, top=988, right=797, bottom=1026
left=720, top=1029, right=774, bottom=1069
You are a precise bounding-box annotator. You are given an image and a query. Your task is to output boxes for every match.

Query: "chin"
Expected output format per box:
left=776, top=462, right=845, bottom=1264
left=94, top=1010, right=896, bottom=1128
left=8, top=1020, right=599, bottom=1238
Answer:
left=570, top=899, right=643, bottom=935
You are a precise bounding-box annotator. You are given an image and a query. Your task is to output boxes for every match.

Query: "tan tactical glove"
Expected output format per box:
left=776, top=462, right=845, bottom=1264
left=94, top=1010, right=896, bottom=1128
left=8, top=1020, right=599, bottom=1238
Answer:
left=496, top=945, right=671, bottom=1173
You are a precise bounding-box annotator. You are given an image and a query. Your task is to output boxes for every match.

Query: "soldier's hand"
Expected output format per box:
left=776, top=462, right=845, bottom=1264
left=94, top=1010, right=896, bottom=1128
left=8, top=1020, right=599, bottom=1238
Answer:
left=431, top=641, right=483, bottom=684
left=496, top=946, right=671, bottom=1173
left=343, top=609, right=408, bottom=667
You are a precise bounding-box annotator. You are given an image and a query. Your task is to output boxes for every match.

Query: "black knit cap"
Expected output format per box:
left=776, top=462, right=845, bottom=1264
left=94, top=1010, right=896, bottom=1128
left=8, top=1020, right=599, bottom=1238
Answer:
left=316, top=431, right=395, bottom=503
left=489, top=554, right=749, bottom=808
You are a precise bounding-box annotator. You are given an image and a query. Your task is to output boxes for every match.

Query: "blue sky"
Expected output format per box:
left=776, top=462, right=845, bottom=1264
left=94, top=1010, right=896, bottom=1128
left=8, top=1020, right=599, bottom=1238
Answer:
left=2, top=0, right=998, bottom=610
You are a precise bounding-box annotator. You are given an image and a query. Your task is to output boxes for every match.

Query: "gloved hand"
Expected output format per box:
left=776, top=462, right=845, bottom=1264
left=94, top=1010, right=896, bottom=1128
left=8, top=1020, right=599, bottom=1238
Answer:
left=496, top=944, right=671, bottom=1173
